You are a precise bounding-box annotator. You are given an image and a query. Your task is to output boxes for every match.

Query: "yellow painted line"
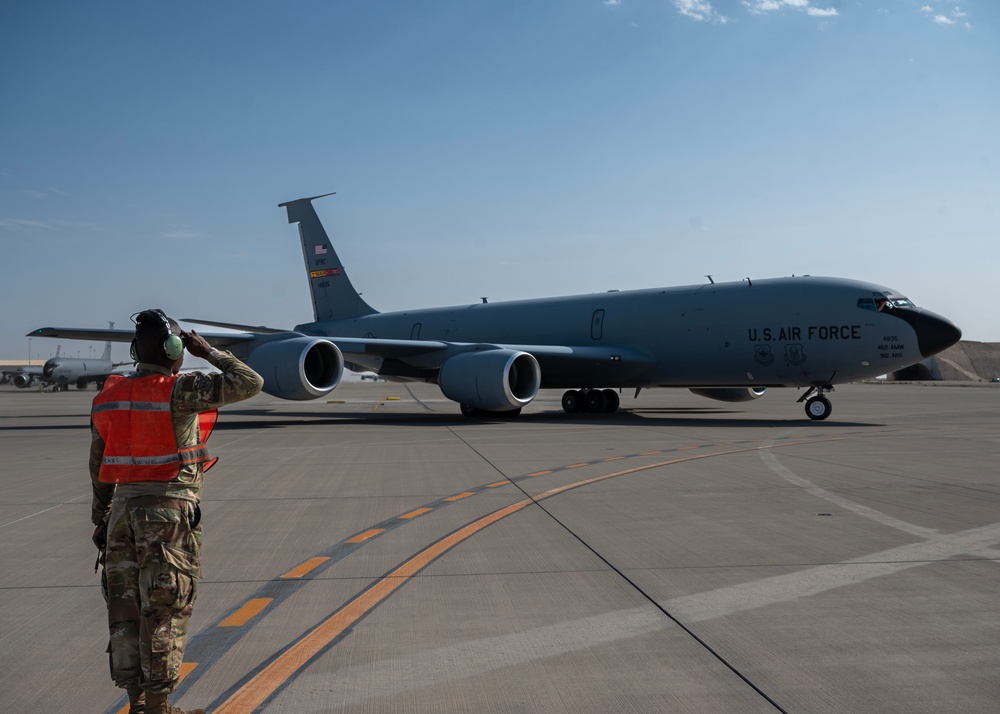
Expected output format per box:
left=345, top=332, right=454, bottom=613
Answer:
left=604, top=456, right=625, bottom=462
left=400, top=507, right=433, bottom=519
left=326, top=399, right=346, bottom=404
left=116, top=663, right=198, bottom=714
left=486, top=480, right=509, bottom=488
left=213, top=500, right=535, bottom=714
left=565, top=463, right=587, bottom=469
left=215, top=437, right=852, bottom=712
left=347, top=528, right=384, bottom=544
left=281, top=557, right=330, bottom=579
left=528, top=470, right=552, bottom=477
left=677, top=445, right=700, bottom=451
left=220, top=598, right=273, bottom=627
left=386, top=396, right=400, bottom=401
left=445, top=492, right=474, bottom=502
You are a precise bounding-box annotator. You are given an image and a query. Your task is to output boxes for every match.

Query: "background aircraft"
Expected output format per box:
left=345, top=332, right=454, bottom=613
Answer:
left=29, top=195, right=961, bottom=420
left=13, top=328, right=126, bottom=391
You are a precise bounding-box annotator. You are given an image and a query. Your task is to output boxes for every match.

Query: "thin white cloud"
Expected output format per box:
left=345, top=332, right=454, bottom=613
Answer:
left=742, top=0, right=837, bottom=18
left=0, top=218, right=104, bottom=234
left=934, top=14, right=955, bottom=25
left=0, top=218, right=51, bottom=231
left=161, top=226, right=203, bottom=240
left=919, top=5, right=933, bottom=12
left=672, top=0, right=728, bottom=23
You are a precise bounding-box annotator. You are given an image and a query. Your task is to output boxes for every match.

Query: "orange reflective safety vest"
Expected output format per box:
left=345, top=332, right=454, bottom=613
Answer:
left=92, top=373, right=218, bottom=484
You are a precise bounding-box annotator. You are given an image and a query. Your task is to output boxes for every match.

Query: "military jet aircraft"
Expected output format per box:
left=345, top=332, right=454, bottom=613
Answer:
left=29, top=194, right=961, bottom=420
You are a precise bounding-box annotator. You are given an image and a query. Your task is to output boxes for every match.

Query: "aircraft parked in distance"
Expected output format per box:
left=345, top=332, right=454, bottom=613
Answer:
left=29, top=194, right=962, bottom=420
left=14, top=328, right=126, bottom=391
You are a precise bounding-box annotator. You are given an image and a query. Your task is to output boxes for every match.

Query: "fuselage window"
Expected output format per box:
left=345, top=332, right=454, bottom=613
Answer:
left=857, top=298, right=876, bottom=311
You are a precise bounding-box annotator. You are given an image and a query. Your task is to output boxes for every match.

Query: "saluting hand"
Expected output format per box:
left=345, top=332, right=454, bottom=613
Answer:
left=182, top=330, right=214, bottom=359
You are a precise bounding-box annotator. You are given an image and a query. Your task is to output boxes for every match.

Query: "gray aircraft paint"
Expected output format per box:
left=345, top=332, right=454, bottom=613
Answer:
left=27, top=194, right=962, bottom=418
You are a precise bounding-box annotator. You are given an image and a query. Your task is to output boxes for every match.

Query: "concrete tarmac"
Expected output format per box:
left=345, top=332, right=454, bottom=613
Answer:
left=1, top=381, right=998, bottom=713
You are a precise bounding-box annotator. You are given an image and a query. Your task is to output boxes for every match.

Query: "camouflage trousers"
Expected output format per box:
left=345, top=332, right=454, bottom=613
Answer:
left=102, top=494, right=202, bottom=693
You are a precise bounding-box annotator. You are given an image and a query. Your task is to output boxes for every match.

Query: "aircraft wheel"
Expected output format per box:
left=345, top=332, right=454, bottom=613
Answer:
left=460, top=403, right=481, bottom=418
left=602, top=389, right=620, bottom=413
left=561, top=390, right=582, bottom=413
left=805, top=396, right=832, bottom=421
left=585, top=390, right=607, bottom=413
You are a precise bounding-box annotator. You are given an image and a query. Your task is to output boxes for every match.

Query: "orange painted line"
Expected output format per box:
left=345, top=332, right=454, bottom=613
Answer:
left=677, top=445, right=700, bottom=451
left=215, top=438, right=853, bottom=712
left=115, top=663, right=197, bottom=714
left=280, top=557, right=330, bottom=579
left=220, top=598, right=273, bottom=627
left=604, top=456, right=625, bottom=462
left=565, top=463, right=587, bottom=469
left=445, top=492, right=474, bottom=502
left=528, top=470, right=552, bottom=477
left=213, top=499, right=534, bottom=714
left=400, top=507, right=433, bottom=519
left=347, top=528, right=384, bottom=544
left=640, top=451, right=662, bottom=455
left=486, top=480, right=509, bottom=488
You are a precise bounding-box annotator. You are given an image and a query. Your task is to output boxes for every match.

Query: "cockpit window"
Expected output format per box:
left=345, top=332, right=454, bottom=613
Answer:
left=859, top=293, right=915, bottom=312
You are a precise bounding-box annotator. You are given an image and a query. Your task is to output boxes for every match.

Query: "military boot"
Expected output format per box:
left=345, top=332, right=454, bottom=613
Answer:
left=143, top=691, right=205, bottom=714
left=125, top=686, right=145, bottom=713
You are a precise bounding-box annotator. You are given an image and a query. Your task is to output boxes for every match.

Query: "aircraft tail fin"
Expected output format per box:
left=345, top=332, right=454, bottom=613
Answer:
left=101, top=322, right=114, bottom=361
left=279, top=193, right=378, bottom=323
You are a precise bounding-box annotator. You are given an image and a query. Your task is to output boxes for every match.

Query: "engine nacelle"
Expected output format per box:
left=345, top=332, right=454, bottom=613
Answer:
left=247, top=337, right=344, bottom=401
left=439, top=349, right=541, bottom=412
left=689, top=387, right=767, bottom=403
left=13, top=374, right=34, bottom=389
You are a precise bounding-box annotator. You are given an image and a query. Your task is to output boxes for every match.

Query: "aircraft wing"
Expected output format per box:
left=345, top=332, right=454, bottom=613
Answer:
left=327, top=337, right=653, bottom=375
left=27, top=326, right=257, bottom=349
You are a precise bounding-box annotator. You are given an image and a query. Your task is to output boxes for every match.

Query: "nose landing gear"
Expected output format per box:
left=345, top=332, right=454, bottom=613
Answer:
left=798, top=386, right=834, bottom=421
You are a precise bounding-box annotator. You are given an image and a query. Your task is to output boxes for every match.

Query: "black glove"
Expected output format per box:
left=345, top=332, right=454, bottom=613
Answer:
left=92, top=523, right=107, bottom=550
left=93, top=523, right=107, bottom=572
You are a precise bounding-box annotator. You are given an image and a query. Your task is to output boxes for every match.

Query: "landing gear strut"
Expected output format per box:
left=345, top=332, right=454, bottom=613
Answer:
left=561, top=389, right=620, bottom=414
left=798, top=386, right=834, bottom=421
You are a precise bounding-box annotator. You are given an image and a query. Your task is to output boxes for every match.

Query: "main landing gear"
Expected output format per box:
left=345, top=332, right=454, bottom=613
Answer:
left=798, top=386, right=834, bottom=421
left=561, top=389, right=620, bottom=414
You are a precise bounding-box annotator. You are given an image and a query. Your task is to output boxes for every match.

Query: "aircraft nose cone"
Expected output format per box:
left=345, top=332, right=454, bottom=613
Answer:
left=894, top=308, right=962, bottom=358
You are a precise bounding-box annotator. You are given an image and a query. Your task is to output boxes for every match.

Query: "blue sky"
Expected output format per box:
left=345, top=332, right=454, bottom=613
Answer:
left=1, top=0, right=997, bottom=362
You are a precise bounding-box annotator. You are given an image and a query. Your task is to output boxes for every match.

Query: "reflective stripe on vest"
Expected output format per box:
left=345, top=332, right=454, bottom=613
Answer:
left=92, top=373, right=217, bottom=484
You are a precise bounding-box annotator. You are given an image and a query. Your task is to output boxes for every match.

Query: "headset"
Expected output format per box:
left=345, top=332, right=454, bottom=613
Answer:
left=130, top=309, right=185, bottom=362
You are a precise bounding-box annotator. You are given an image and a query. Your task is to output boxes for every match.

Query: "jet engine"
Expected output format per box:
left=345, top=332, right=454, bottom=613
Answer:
left=13, top=374, right=33, bottom=389
left=439, top=349, right=541, bottom=412
left=689, top=387, right=767, bottom=403
left=246, top=337, right=344, bottom=401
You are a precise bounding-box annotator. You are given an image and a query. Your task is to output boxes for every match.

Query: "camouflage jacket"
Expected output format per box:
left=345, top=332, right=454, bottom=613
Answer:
left=90, top=349, right=263, bottom=525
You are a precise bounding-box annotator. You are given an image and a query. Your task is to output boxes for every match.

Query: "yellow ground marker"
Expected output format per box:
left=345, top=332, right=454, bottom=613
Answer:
left=565, top=463, right=587, bottom=469
left=280, top=557, right=330, bottom=579
left=400, top=507, right=433, bottom=519
left=486, top=480, right=509, bottom=488
left=528, top=470, right=552, bottom=477
left=347, top=528, right=384, bottom=544
left=220, top=598, right=273, bottom=627
left=213, top=438, right=850, bottom=713
left=445, top=492, right=474, bottom=502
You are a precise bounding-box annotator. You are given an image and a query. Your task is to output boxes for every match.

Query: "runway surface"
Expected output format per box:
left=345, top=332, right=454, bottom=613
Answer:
left=1, top=381, right=998, bottom=713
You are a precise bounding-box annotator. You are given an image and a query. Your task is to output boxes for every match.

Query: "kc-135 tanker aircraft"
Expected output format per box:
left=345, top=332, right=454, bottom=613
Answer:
left=30, top=194, right=962, bottom=420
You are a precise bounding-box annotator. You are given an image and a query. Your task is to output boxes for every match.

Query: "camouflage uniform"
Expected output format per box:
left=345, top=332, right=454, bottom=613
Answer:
left=91, top=350, right=263, bottom=694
